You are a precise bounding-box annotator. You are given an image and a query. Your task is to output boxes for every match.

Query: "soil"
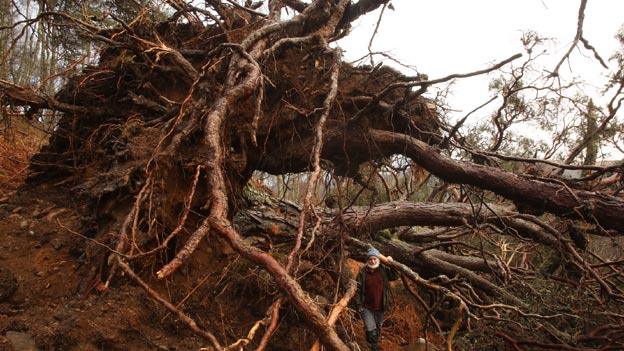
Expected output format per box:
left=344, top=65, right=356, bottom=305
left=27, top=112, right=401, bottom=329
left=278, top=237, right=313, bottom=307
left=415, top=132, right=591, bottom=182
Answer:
left=0, top=187, right=183, bottom=350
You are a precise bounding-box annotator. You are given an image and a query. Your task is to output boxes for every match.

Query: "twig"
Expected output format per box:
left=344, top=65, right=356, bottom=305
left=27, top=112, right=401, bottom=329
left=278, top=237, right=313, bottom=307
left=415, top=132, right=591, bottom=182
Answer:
left=441, top=96, right=497, bottom=148
left=220, top=319, right=265, bottom=351
left=366, top=3, right=387, bottom=67
left=446, top=304, right=464, bottom=351
left=116, top=258, right=223, bottom=349
left=223, top=0, right=267, bottom=17
left=254, top=298, right=283, bottom=351
left=551, top=0, right=607, bottom=76
left=56, top=219, right=128, bottom=258
left=309, top=280, right=357, bottom=351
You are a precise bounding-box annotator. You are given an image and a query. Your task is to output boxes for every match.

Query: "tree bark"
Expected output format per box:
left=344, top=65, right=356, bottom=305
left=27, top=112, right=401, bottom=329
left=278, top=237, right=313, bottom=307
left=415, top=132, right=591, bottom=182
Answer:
left=365, top=129, right=624, bottom=231
left=340, top=201, right=558, bottom=246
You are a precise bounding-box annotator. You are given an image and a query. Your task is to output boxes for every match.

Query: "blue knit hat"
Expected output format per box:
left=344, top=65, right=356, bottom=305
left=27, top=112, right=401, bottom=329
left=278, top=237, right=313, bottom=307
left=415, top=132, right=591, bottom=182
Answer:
left=366, top=247, right=381, bottom=258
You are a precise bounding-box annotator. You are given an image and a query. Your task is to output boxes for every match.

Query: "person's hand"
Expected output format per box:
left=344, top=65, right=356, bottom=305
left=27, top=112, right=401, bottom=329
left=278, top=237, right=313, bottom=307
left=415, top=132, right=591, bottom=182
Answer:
left=379, top=255, right=393, bottom=264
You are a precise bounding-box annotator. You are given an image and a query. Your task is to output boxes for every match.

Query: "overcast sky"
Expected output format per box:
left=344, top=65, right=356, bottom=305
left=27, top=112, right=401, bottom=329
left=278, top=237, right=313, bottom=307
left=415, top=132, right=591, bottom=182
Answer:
left=338, top=1, right=624, bottom=158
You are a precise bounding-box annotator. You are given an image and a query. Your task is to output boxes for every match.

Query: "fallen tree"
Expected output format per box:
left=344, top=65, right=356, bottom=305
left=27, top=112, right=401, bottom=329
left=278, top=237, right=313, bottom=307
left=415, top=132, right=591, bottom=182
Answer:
left=1, top=1, right=623, bottom=350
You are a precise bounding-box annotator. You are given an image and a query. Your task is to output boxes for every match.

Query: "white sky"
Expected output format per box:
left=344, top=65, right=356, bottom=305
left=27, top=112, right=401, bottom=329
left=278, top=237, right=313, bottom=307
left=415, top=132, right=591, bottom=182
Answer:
left=338, top=0, right=624, bottom=158
left=340, top=0, right=624, bottom=105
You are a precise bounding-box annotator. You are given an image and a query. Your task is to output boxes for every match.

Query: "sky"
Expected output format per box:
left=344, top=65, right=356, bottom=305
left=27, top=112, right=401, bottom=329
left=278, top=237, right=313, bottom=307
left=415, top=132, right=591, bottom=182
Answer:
left=337, top=0, right=624, bottom=158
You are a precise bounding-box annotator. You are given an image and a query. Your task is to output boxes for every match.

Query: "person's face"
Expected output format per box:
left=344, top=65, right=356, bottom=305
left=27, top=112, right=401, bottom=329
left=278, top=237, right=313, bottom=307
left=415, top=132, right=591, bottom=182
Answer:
left=367, top=256, right=379, bottom=267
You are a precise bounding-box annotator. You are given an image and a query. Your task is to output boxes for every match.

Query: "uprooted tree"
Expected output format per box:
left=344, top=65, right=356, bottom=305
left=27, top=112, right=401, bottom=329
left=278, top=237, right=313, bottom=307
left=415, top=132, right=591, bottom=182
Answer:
left=1, top=0, right=624, bottom=350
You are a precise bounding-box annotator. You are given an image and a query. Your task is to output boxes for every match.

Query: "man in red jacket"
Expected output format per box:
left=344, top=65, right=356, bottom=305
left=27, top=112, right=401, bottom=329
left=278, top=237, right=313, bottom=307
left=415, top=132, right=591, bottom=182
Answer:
left=354, top=248, right=400, bottom=351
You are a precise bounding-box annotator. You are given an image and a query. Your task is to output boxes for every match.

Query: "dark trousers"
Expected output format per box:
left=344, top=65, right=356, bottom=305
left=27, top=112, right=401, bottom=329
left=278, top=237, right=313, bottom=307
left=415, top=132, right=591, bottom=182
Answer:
left=361, top=307, right=384, bottom=350
left=360, top=307, right=384, bottom=332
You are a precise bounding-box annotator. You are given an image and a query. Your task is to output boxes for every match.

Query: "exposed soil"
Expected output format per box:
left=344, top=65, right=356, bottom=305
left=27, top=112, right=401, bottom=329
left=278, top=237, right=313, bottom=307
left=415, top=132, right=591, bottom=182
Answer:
left=0, top=185, right=213, bottom=350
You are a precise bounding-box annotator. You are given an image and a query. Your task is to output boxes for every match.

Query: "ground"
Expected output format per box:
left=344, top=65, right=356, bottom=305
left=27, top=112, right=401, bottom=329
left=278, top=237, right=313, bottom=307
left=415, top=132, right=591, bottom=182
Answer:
left=0, top=187, right=193, bottom=350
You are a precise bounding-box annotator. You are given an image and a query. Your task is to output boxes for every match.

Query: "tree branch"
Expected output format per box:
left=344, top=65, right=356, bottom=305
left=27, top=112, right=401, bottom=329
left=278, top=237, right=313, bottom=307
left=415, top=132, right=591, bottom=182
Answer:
left=367, top=129, right=624, bottom=230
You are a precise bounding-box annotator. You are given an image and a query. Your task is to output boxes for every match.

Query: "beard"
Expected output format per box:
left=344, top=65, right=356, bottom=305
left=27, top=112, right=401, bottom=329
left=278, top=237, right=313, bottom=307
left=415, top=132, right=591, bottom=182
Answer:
left=366, top=260, right=380, bottom=269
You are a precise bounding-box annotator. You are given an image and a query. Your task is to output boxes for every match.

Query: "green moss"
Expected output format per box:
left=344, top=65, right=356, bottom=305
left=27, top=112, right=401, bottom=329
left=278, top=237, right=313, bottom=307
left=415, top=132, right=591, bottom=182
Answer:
left=377, top=229, right=394, bottom=240
left=242, top=182, right=275, bottom=206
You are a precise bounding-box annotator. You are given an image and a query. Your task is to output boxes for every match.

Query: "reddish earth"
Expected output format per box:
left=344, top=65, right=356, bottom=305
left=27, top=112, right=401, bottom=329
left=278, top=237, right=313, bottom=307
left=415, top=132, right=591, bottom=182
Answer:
left=0, top=188, right=196, bottom=350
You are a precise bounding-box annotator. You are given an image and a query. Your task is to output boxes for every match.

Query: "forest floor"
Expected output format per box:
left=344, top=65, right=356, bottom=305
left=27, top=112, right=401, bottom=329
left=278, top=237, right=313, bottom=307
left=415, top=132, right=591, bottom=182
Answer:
left=0, top=123, right=438, bottom=350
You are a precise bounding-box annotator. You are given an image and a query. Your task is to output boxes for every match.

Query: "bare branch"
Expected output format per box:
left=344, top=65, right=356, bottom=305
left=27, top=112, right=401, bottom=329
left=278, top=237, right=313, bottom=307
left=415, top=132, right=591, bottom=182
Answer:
left=551, top=0, right=608, bottom=76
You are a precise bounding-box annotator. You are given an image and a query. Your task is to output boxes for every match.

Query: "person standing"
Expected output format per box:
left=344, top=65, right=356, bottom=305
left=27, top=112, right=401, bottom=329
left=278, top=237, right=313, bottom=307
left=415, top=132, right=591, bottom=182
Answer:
left=354, top=248, right=399, bottom=351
